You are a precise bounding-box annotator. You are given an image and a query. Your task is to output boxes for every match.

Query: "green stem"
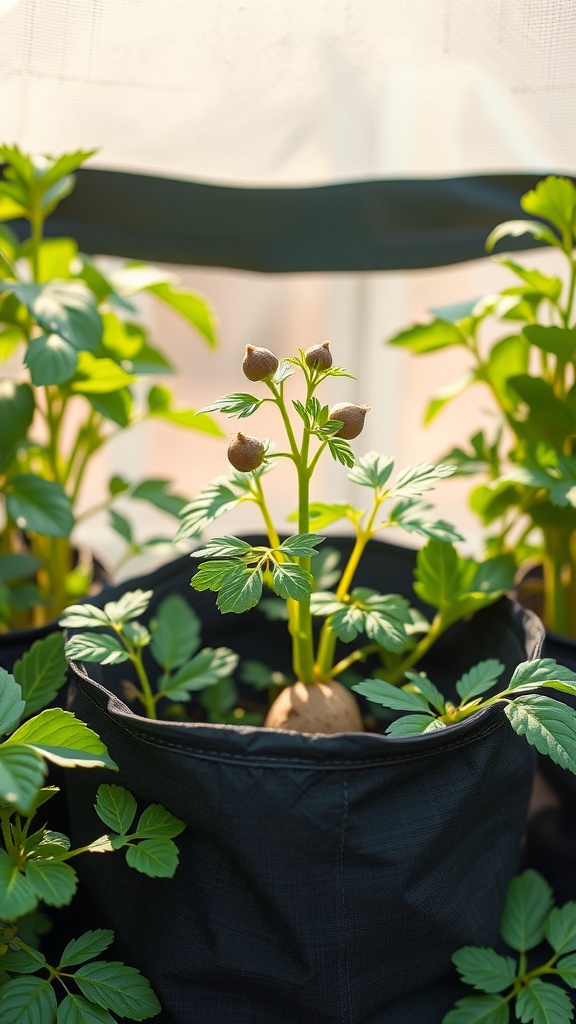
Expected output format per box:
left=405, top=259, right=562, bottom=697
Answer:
left=330, top=643, right=380, bottom=679
left=541, top=525, right=575, bottom=635
left=128, top=649, right=157, bottom=719
left=383, top=613, right=446, bottom=686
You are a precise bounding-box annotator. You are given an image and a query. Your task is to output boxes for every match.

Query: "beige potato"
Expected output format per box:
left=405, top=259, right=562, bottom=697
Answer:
left=264, top=679, right=364, bottom=734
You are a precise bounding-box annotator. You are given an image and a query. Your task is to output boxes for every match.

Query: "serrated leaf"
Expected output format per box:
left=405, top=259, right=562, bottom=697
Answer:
left=190, top=560, right=239, bottom=592
left=95, top=785, right=137, bottom=835
left=59, top=605, right=111, bottom=629
left=134, top=804, right=185, bottom=840
left=452, top=946, right=517, bottom=994
left=64, top=634, right=129, bottom=667
left=326, top=435, right=355, bottom=467
left=6, top=709, right=117, bottom=770
left=25, top=859, right=77, bottom=907
left=443, top=994, right=510, bottom=1024
left=385, top=714, right=437, bottom=736
left=192, top=536, right=253, bottom=559
left=0, top=849, right=38, bottom=920
left=176, top=476, right=246, bottom=540
left=59, top=931, right=115, bottom=970
left=304, top=502, right=361, bottom=530
left=521, top=176, right=576, bottom=237
left=0, top=975, right=57, bottom=1024
left=556, top=952, right=576, bottom=987
left=198, top=392, right=262, bottom=418
left=352, top=678, right=430, bottom=712
left=515, top=978, right=573, bottom=1024
left=273, top=359, right=293, bottom=384
left=389, top=499, right=464, bottom=543
left=545, top=903, right=576, bottom=956
left=0, top=947, right=45, bottom=974
left=404, top=671, right=446, bottom=714
left=271, top=562, right=312, bottom=601
left=277, top=534, right=325, bottom=558
left=0, top=744, right=46, bottom=813
left=347, top=452, right=394, bottom=489
left=216, top=566, right=263, bottom=614
left=456, top=660, right=505, bottom=703
left=73, top=961, right=162, bottom=1020
left=508, top=660, right=576, bottom=692
left=500, top=870, right=554, bottom=952
left=505, top=697, right=576, bottom=775
left=150, top=594, right=201, bottom=671
left=103, top=590, right=152, bottom=625
left=161, top=647, right=238, bottom=700
left=388, top=319, right=467, bottom=353
left=125, top=838, right=179, bottom=878
left=56, top=993, right=115, bottom=1024
left=13, top=633, right=67, bottom=717
left=0, top=667, right=25, bottom=736
left=393, top=462, right=456, bottom=499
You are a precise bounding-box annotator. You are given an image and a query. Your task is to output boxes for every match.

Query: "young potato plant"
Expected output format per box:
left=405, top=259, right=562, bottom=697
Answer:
left=171, top=342, right=529, bottom=734
left=388, top=175, right=576, bottom=638
left=0, top=632, right=185, bottom=1022
left=0, top=144, right=222, bottom=629
left=61, top=589, right=239, bottom=721
left=444, top=870, right=576, bottom=1024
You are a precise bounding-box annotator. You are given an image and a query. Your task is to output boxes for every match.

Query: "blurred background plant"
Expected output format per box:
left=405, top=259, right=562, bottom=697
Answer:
left=388, top=176, right=576, bottom=638
left=0, top=146, right=222, bottom=631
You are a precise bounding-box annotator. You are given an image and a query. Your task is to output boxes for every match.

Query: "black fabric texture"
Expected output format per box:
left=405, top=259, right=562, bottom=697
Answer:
left=65, top=538, right=543, bottom=1024
left=7, top=170, right=571, bottom=271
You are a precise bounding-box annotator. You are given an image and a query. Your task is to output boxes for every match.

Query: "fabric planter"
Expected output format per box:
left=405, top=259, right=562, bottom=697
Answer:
left=66, top=538, right=544, bottom=1024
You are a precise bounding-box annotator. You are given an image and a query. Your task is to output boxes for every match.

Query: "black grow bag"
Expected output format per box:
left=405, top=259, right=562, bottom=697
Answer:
left=66, top=538, right=544, bottom=1024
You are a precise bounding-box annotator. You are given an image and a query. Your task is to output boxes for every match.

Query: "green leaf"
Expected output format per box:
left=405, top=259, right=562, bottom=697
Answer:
left=71, top=353, right=135, bottom=394
left=326, top=435, right=355, bottom=468
left=6, top=709, right=117, bottom=770
left=95, top=785, right=137, bottom=835
left=389, top=500, right=464, bottom=543
left=147, top=385, right=223, bottom=436
left=216, top=565, right=263, bottom=614
left=271, top=562, right=313, bottom=601
left=556, top=952, right=576, bottom=987
left=352, top=678, right=430, bottom=712
left=456, top=660, right=505, bottom=703
left=13, top=633, right=67, bottom=717
left=56, top=993, right=115, bottom=1024
left=304, top=502, right=360, bottom=530
left=413, top=539, right=462, bottom=610
left=385, top=714, right=437, bottom=736
left=64, top=633, right=129, bottom=667
left=73, top=961, right=161, bottom=1020
left=452, top=946, right=517, bottom=994
left=24, top=333, right=78, bottom=386
left=147, top=281, right=217, bottom=348
left=176, top=476, right=247, bottom=540
left=199, top=393, right=262, bottom=418
left=59, top=931, right=115, bottom=969
left=161, top=647, right=239, bottom=700
left=9, top=281, right=102, bottom=352
left=103, top=590, right=153, bottom=625
left=508, top=660, right=576, bottom=692
left=86, top=388, right=133, bottom=428
left=515, top=978, right=573, bottom=1024
left=25, top=859, right=77, bottom=907
left=150, top=594, right=202, bottom=671
left=108, top=509, right=133, bottom=543
left=6, top=476, right=74, bottom=538
left=0, top=667, right=25, bottom=735
left=0, top=849, right=38, bottom=920
left=443, top=994, right=510, bottom=1024
left=59, top=605, right=111, bottom=629
left=486, top=219, right=560, bottom=252
left=524, top=325, right=576, bottom=361
left=388, top=319, right=467, bottom=352
left=347, top=452, right=394, bottom=489
left=486, top=334, right=530, bottom=413
left=133, top=804, right=185, bottom=840
left=125, top=838, right=179, bottom=878
left=0, top=975, right=57, bottom=1024
left=424, top=372, right=475, bottom=425
left=545, top=903, right=576, bottom=956
left=0, top=744, right=46, bottom=813
left=500, top=870, right=554, bottom=951
left=404, top=671, right=446, bottom=714
left=129, top=478, right=187, bottom=517
left=276, top=534, right=325, bottom=558
left=0, top=381, right=34, bottom=453
left=497, top=259, right=563, bottom=301
left=393, top=462, right=456, bottom=499
left=521, top=177, right=576, bottom=237
left=0, top=947, right=46, bottom=974
left=505, top=696, right=576, bottom=775
left=192, top=536, right=253, bottom=559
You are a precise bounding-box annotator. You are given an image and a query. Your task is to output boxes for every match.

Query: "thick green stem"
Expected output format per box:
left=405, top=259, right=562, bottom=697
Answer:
left=541, top=526, right=576, bottom=636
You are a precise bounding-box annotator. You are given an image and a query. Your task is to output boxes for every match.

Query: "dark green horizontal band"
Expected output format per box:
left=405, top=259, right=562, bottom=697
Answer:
left=10, top=169, right=572, bottom=272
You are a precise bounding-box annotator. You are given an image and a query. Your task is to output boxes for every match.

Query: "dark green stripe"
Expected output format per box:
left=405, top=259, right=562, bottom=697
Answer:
left=9, top=169, right=571, bottom=271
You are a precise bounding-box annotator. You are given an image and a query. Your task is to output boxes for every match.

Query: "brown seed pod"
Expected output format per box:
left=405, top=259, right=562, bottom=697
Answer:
left=305, top=341, right=332, bottom=371
left=328, top=403, right=370, bottom=440
left=227, top=432, right=265, bottom=472
left=264, top=679, right=364, bottom=734
left=242, top=345, right=279, bottom=381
